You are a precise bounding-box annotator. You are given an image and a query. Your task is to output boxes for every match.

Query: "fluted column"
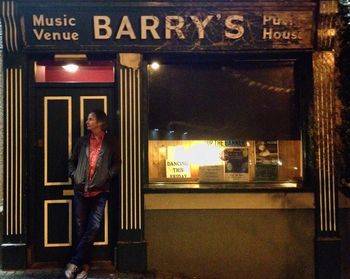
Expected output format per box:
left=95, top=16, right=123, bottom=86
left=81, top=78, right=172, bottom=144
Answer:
left=115, top=53, right=146, bottom=272
left=1, top=0, right=26, bottom=269
left=313, top=52, right=337, bottom=235
left=314, top=1, right=340, bottom=278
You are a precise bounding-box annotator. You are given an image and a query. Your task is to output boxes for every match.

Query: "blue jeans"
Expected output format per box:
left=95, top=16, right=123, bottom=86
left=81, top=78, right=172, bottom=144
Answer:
left=70, top=192, right=108, bottom=266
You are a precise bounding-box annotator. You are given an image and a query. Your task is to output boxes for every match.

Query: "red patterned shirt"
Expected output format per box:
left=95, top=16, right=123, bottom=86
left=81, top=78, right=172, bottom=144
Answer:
left=84, top=132, right=105, bottom=197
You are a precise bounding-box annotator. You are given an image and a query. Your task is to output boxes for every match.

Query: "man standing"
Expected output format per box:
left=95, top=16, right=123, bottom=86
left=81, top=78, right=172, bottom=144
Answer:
left=65, top=110, right=119, bottom=279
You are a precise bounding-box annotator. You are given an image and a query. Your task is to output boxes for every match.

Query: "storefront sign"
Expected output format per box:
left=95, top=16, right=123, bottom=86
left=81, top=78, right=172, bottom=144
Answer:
left=23, top=7, right=314, bottom=50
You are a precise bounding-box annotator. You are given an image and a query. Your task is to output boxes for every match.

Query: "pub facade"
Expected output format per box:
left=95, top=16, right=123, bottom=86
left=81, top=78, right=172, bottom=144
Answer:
left=0, top=0, right=344, bottom=278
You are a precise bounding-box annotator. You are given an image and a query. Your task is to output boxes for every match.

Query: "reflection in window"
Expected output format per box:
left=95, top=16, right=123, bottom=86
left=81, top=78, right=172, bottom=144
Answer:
left=148, top=61, right=302, bottom=186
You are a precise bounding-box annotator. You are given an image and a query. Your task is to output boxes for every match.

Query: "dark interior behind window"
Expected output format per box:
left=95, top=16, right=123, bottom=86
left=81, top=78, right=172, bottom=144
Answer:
left=149, top=62, right=298, bottom=141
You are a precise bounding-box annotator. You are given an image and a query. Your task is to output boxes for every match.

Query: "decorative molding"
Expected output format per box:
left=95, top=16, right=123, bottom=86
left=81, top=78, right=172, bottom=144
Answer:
left=120, top=54, right=142, bottom=70
left=44, top=96, right=72, bottom=186
left=5, top=67, right=23, bottom=236
left=93, top=202, right=108, bottom=246
left=1, top=1, right=19, bottom=52
left=44, top=200, right=72, bottom=247
left=119, top=54, right=142, bottom=230
left=316, top=0, right=339, bottom=50
left=313, top=52, right=337, bottom=233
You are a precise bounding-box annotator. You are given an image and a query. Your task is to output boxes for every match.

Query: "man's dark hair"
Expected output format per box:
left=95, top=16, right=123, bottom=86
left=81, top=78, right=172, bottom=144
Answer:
left=91, top=109, right=109, bottom=131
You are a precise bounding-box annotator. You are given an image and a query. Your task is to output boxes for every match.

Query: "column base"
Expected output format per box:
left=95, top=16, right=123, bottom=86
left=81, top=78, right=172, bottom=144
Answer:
left=114, top=241, right=147, bottom=272
left=1, top=243, right=27, bottom=270
left=315, top=237, right=341, bottom=279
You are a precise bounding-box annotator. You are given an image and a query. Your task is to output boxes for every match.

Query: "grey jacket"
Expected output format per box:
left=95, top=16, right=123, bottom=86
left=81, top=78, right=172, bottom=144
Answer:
left=68, top=133, right=120, bottom=194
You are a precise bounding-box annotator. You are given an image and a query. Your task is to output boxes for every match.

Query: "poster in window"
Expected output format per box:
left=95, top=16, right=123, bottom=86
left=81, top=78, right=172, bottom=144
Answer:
left=198, top=165, right=225, bottom=182
left=220, top=147, right=249, bottom=182
left=255, top=141, right=278, bottom=180
left=166, top=160, right=191, bottom=179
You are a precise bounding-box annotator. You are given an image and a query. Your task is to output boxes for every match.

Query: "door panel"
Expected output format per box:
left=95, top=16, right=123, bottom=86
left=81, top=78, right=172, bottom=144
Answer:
left=44, top=97, right=72, bottom=186
left=44, top=200, right=72, bottom=248
left=34, top=86, right=116, bottom=262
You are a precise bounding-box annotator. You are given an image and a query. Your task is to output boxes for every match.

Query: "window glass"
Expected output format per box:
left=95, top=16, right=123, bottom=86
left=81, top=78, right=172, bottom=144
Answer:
left=148, top=61, right=302, bottom=187
left=35, top=60, right=114, bottom=83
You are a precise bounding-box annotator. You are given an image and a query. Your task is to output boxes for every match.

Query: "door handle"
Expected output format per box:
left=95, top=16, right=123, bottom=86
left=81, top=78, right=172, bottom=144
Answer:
left=63, top=189, right=74, bottom=196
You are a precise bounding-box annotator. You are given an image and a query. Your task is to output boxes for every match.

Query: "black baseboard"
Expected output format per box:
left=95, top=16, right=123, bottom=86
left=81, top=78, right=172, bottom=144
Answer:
left=315, top=237, right=341, bottom=279
left=114, top=241, right=147, bottom=272
left=1, top=243, right=27, bottom=270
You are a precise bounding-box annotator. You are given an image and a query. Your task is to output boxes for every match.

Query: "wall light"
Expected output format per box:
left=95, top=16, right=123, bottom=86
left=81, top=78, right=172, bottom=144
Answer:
left=62, top=63, right=79, bottom=73
left=150, top=62, right=160, bottom=70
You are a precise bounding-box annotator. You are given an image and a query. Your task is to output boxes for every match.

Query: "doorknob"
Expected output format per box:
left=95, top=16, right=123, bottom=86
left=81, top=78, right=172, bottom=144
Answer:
left=63, top=189, right=74, bottom=196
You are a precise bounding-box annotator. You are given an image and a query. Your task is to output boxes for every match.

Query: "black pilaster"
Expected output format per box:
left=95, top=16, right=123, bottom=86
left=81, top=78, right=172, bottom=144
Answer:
left=313, top=1, right=340, bottom=278
left=115, top=53, right=146, bottom=272
left=1, top=0, right=27, bottom=269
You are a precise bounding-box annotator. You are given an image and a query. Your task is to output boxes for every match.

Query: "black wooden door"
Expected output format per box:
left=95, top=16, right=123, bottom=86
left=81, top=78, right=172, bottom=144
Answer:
left=32, top=85, right=117, bottom=263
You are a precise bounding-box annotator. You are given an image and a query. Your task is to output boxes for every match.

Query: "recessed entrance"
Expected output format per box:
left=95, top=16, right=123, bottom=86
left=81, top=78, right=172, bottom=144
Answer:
left=28, top=58, right=118, bottom=264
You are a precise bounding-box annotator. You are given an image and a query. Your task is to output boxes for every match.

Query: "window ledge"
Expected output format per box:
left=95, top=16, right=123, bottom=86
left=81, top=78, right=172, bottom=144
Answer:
left=144, top=182, right=309, bottom=194
left=144, top=192, right=315, bottom=209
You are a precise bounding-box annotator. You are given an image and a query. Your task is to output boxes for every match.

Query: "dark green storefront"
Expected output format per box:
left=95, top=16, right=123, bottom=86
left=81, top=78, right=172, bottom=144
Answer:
left=0, top=1, right=346, bottom=278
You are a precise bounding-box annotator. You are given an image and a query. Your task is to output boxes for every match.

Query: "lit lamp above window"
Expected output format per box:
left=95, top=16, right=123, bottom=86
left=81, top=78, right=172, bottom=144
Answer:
left=150, top=62, right=160, bottom=70
left=62, top=63, right=79, bottom=73
left=35, top=54, right=115, bottom=83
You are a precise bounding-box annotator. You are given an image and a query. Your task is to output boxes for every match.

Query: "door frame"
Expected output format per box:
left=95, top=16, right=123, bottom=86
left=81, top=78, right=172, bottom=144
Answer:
left=27, top=55, right=119, bottom=265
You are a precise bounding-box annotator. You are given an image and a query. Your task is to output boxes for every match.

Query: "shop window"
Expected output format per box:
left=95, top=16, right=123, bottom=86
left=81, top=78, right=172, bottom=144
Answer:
left=147, top=61, right=302, bottom=188
left=35, top=60, right=114, bottom=83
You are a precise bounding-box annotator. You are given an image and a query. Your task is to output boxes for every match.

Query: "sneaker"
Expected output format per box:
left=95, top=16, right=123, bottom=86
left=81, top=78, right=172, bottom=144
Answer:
left=65, top=263, right=78, bottom=279
left=76, top=264, right=90, bottom=279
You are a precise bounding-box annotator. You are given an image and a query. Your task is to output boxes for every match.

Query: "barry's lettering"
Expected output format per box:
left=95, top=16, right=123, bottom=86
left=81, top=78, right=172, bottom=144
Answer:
left=28, top=11, right=310, bottom=47
left=93, top=14, right=245, bottom=40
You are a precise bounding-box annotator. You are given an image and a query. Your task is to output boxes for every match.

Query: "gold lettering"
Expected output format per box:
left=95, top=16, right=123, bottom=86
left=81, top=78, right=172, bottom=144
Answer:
left=190, top=15, right=213, bottom=39
left=165, top=16, right=185, bottom=39
left=115, top=16, right=136, bottom=39
left=33, top=28, right=44, bottom=39
left=93, top=16, right=112, bottom=39
left=141, top=16, right=160, bottom=39
left=33, top=15, right=44, bottom=26
left=32, top=29, right=80, bottom=41
left=225, top=15, right=244, bottom=39
left=69, top=18, right=76, bottom=26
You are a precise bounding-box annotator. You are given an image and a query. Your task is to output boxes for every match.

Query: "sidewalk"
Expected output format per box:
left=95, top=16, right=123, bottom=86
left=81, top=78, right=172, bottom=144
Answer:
left=0, top=270, right=188, bottom=279
left=0, top=268, right=137, bottom=279
left=0, top=268, right=190, bottom=279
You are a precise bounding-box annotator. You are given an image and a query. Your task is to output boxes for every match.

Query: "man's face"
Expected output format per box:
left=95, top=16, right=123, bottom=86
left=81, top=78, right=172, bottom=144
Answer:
left=86, top=113, right=101, bottom=131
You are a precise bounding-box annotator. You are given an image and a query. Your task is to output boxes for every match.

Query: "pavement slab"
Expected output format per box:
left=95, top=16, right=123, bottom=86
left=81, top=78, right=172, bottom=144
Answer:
left=0, top=269, right=191, bottom=279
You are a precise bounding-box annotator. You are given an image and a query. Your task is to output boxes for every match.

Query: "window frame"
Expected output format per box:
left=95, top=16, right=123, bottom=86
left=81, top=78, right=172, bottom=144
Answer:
left=143, top=52, right=315, bottom=193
